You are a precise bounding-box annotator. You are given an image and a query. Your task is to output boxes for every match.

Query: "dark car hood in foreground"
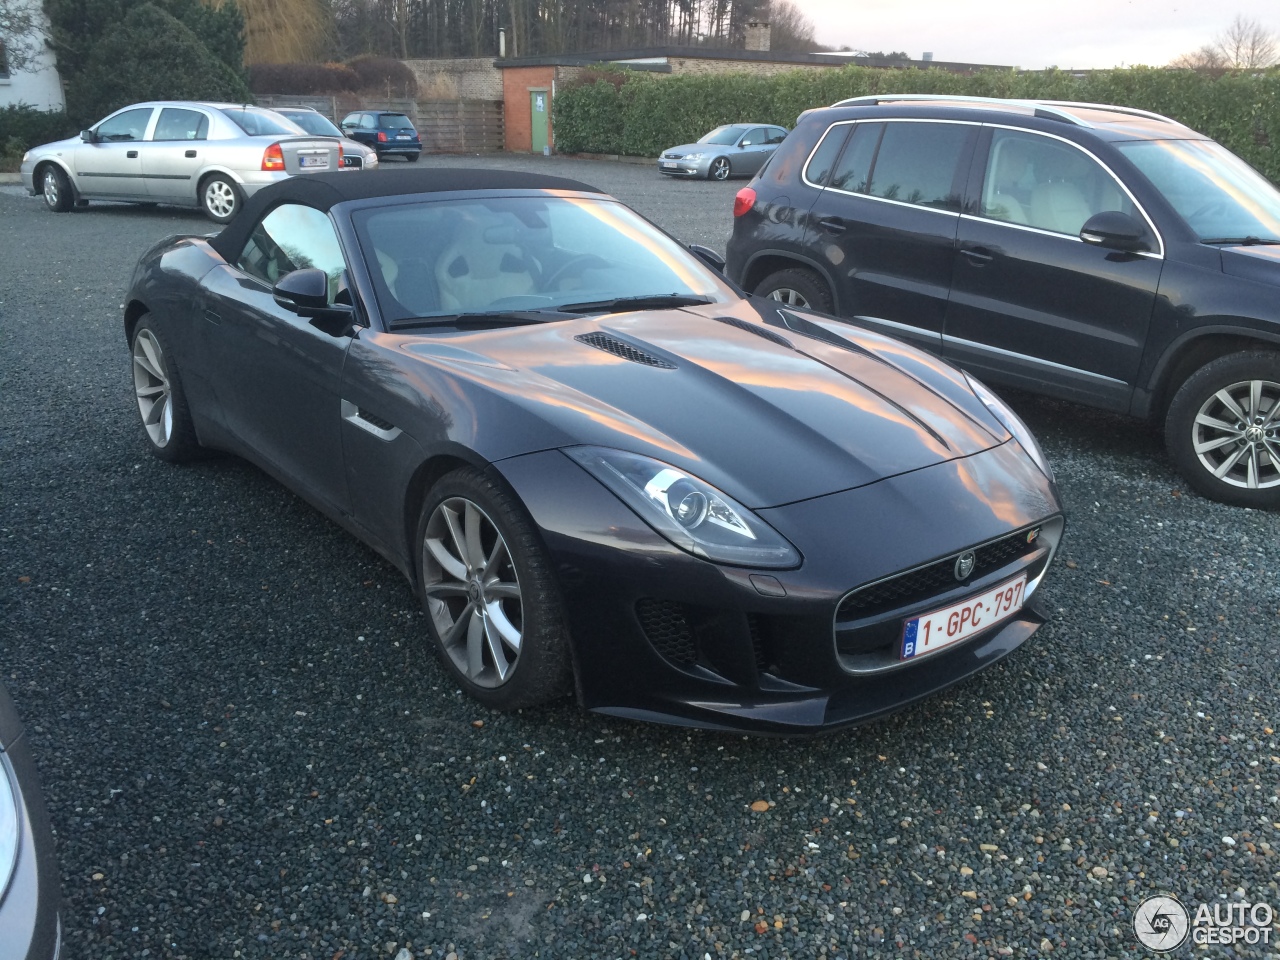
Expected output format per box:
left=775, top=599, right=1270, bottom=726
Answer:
left=401, top=299, right=1009, bottom=508
left=1220, top=243, right=1280, bottom=286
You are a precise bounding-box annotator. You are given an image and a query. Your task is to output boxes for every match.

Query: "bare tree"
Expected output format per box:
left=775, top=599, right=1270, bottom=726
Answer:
left=766, top=0, right=818, bottom=52
left=1217, top=13, right=1277, bottom=68
left=0, top=0, right=44, bottom=73
left=1168, top=44, right=1227, bottom=69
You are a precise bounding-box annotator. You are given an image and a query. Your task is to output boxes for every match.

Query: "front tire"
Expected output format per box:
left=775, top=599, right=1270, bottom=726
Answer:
left=130, top=318, right=201, bottom=462
left=200, top=174, right=241, bottom=224
left=709, top=157, right=731, bottom=181
left=416, top=467, right=572, bottom=710
left=754, top=267, right=834, bottom=313
left=40, top=165, right=73, bottom=213
left=1164, top=350, right=1280, bottom=508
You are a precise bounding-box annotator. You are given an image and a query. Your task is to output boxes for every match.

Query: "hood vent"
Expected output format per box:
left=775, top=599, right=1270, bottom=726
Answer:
left=574, top=332, right=676, bottom=369
left=714, top=315, right=794, bottom=349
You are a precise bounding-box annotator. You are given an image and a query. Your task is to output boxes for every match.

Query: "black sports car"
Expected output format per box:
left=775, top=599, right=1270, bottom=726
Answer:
left=124, top=168, right=1064, bottom=734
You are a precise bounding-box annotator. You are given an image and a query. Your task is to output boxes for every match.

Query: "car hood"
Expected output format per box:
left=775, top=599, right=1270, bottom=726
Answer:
left=664, top=143, right=720, bottom=155
left=1219, top=244, right=1280, bottom=285
left=398, top=299, right=1010, bottom=508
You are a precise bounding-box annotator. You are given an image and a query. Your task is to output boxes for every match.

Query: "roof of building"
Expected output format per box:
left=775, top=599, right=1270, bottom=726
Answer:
left=492, top=47, right=1011, bottom=72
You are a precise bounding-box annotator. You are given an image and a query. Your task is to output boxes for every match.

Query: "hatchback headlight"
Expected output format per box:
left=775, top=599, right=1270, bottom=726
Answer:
left=966, top=373, right=1055, bottom=481
left=0, top=755, right=20, bottom=903
left=566, top=446, right=801, bottom=568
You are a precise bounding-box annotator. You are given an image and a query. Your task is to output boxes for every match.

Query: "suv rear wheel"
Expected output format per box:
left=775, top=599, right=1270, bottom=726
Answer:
left=1165, top=350, right=1280, bottom=507
left=754, top=268, right=833, bottom=312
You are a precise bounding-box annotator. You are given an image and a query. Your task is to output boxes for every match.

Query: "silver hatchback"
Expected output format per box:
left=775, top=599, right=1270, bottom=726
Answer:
left=20, top=101, right=345, bottom=223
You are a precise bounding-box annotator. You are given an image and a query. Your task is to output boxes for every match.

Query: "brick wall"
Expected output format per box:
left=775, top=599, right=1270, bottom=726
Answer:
left=502, top=65, right=555, bottom=152
left=403, top=58, right=503, bottom=100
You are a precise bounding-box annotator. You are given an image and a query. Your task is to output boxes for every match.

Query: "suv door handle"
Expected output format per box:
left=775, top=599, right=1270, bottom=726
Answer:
left=961, top=246, right=994, bottom=265
left=126, top=150, right=138, bottom=159
left=185, top=149, right=197, bottom=158
left=817, top=217, right=847, bottom=235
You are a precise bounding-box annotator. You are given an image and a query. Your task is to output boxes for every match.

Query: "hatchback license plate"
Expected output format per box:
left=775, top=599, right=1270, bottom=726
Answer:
left=299, top=155, right=328, bottom=168
left=397, top=135, right=411, bottom=140
left=901, top=575, right=1026, bottom=660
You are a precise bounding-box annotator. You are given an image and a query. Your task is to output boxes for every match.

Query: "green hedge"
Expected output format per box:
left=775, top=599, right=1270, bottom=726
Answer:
left=0, top=105, right=79, bottom=153
left=553, top=66, right=1280, bottom=182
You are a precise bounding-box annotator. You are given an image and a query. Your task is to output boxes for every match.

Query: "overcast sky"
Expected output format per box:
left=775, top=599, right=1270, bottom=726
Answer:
left=791, top=0, right=1280, bottom=69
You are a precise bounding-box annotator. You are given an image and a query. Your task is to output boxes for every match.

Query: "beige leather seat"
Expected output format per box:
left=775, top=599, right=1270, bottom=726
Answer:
left=435, top=222, right=537, bottom=312
left=1029, top=180, right=1093, bottom=235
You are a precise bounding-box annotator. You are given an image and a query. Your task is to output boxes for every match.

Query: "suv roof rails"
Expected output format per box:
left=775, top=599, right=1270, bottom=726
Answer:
left=827, top=94, right=1182, bottom=129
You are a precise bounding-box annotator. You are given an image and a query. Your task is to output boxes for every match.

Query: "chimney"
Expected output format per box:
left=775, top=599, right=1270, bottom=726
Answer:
left=745, top=21, right=771, bottom=52
left=922, top=51, right=933, bottom=62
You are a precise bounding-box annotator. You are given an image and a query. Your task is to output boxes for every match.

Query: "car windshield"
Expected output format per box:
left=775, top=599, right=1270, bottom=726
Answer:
left=698, top=126, right=744, bottom=146
left=1117, top=138, right=1280, bottom=243
left=280, top=111, right=342, bottom=137
left=221, top=107, right=304, bottom=137
left=352, top=196, right=736, bottom=324
left=380, top=114, right=414, bottom=129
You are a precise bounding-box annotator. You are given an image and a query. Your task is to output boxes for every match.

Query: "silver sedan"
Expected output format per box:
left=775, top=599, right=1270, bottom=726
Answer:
left=20, top=101, right=346, bottom=223
left=269, top=107, right=379, bottom=172
left=658, top=123, right=789, bottom=181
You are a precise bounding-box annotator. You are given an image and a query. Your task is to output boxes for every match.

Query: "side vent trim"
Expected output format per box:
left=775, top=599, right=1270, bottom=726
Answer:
left=341, top=399, right=402, bottom=441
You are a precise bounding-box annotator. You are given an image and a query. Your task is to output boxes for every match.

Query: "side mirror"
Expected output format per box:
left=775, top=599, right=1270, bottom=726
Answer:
left=1080, top=210, right=1149, bottom=253
left=80, top=129, right=97, bottom=143
left=273, top=268, right=354, bottom=334
left=687, top=243, right=726, bottom=274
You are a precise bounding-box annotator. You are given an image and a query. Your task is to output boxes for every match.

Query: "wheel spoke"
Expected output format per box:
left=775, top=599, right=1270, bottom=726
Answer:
left=1247, top=445, right=1259, bottom=489
left=484, top=618, right=512, bottom=681
left=1214, top=444, right=1248, bottom=479
left=144, top=394, right=169, bottom=428
left=464, top=502, right=485, bottom=570
left=421, top=581, right=469, bottom=598
left=442, top=600, right=475, bottom=648
left=486, top=601, right=522, bottom=651
left=425, top=533, right=467, bottom=582
left=135, top=383, right=166, bottom=399
left=1194, top=412, right=1238, bottom=434
left=1195, top=433, right=1239, bottom=454
left=466, top=608, right=485, bottom=678
left=1215, top=388, right=1248, bottom=423
left=441, top=504, right=470, bottom=573
left=481, top=537, right=508, bottom=580
left=1249, top=380, right=1263, bottom=421
left=485, top=581, right=520, bottom=600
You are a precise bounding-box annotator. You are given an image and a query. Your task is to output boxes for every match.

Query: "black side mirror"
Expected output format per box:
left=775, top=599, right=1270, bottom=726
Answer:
left=273, top=268, right=354, bottom=334
left=80, top=129, right=97, bottom=143
left=687, top=243, right=726, bottom=274
left=1080, top=211, right=1149, bottom=253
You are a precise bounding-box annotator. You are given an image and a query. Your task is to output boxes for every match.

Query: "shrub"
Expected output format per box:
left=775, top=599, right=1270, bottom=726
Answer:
left=0, top=105, right=78, bottom=153
left=552, top=64, right=1280, bottom=182
left=65, top=4, right=253, bottom=125
left=346, top=56, right=418, bottom=97
left=248, top=62, right=360, bottom=95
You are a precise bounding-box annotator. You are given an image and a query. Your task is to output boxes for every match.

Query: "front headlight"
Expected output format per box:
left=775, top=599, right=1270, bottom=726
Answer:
left=21, top=151, right=30, bottom=163
left=565, top=446, right=801, bottom=568
left=965, top=374, right=1055, bottom=481
left=685, top=152, right=705, bottom=161
left=0, top=755, right=20, bottom=903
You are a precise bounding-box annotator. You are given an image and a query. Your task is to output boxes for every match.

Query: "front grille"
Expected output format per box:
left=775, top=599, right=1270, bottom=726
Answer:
left=636, top=599, right=697, bottom=665
left=837, top=527, right=1042, bottom=623
left=747, top=614, right=769, bottom=671
left=575, top=333, right=676, bottom=369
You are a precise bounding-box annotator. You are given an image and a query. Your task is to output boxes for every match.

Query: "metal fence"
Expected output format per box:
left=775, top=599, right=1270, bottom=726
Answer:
left=255, top=95, right=504, bottom=154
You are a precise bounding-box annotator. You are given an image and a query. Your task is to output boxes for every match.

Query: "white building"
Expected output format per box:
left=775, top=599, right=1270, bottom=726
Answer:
left=0, top=1, right=65, bottom=112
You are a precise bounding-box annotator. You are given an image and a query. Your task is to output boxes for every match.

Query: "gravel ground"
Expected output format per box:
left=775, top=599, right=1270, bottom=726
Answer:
left=3, top=155, right=1280, bottom=960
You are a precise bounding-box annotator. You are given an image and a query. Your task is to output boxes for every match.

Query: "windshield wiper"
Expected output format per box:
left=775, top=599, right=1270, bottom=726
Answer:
left=1200, top=236, right=1280, bottom=246
left=558, top=294, right=715, bottom=315
left=388, top=309, right=573, bottom=331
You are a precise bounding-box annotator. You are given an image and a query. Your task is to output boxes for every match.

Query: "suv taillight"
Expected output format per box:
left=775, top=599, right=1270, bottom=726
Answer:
left=262, top=143, right=285, bottom=171
left=733, top=187, right=757, bottom=217
left=377, top=131, right=388, bottom=143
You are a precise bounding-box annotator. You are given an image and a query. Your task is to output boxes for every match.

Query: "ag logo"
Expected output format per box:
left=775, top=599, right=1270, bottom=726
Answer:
left=1133, top=895, right=1189, bottom=952
left=953, top=551, right=975, bottom=581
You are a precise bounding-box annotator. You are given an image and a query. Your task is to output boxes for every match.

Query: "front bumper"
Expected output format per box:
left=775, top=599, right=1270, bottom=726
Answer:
left=19, top=160, right=36, bottom=195
left=377, top=142, right=421, bottom=158
left=658, top=156, right=711, bottom=177
left=498, top=440, right=1063, bottom=735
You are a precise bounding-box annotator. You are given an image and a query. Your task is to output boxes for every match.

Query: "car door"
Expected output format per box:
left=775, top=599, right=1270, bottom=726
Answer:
left=943, top=126, right=1164, bottom=410
left=72, top=106, right=155, bottom=198
left=736, top=127, right=774, bottom=176
left=803, top=119, right=978, bottom=352
left=199, top=202, right=354, bottom=513
left=141, top=107, right=210, bottom=201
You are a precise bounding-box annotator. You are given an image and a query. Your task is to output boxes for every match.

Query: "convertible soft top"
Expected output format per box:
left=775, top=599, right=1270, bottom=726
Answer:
left=210, top=167, right=605, bottom=261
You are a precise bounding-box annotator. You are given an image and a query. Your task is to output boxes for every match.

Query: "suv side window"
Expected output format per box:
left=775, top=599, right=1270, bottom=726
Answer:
left=981, top=128, right=1139, bottom=235
left=866, top=121, right=970, bottom=212
left=830, top=122, right=882, bottom=194
left=238, top=204, right=346, bottom=300
left=804, top=124, right=851, bottom=187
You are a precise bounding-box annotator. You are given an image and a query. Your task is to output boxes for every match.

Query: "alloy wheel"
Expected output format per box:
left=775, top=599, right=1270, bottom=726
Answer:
left=204, top=180, right=237, bottom=220
left=132, top=329, right=173, bottom=447
left=1192, top=378, right=1280, bottom=489
left=767, top=287, right=810, bottom=308
left=711, top=158, right=731, bottom=180
left=421, top=497, right=524, bottom=688
left=42, top=170, right=60, bottom=208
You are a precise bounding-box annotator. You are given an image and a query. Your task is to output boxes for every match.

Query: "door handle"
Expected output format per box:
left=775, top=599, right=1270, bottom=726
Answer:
left=817, top=217, right=847, bottom=235
left=961, top=246, right=994, bottom=265
left=127, top=150, right=138, bottom=159
left=185, top=149, right=197, bottom=158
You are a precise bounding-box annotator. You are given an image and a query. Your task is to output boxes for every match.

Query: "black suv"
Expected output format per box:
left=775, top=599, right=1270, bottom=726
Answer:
left=726, top=95, right=1280, bottom=508
left=339, top=110, right=422, bottom=162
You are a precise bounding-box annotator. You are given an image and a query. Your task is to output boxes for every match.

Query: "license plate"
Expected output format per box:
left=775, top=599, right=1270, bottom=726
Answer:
left=397, top=135, right=411, bottom=140
left=299, top=155, right=328, bottom=169
left=661, top=161, right=677, bottom=168
left=900, top=575, right=1026, bottom=660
